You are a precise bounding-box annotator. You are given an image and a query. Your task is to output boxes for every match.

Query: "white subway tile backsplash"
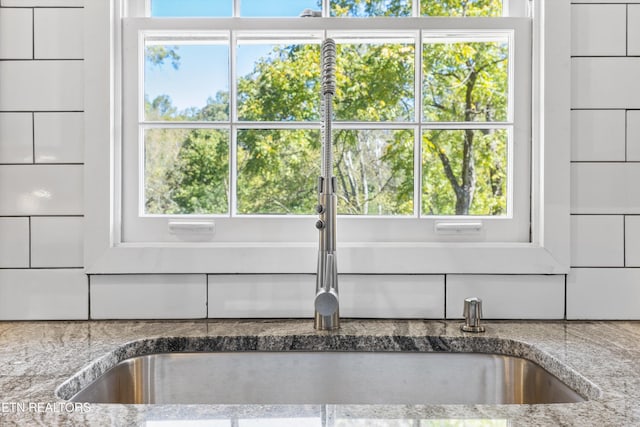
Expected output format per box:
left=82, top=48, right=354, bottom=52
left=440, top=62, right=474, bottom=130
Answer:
left=0, top=165, right=83, bottom=215
left=208, top=274, right=444, bottom=318
left=34, top=8, right=83, bottom=59
left=628, top=6, right=640, bottom=56
left=0, top=269, right=87, bottom=320
left=0, top=0, right=633, bottom=321
left=570, top=215, right=624, bottom=267
left=571, top=163, right=640, bottom=214
left=567, top=268, right=640, bottom=319
left=446, top=275, right=565, bottom=319
left=31, top=216, right=83, bottom=268
left=0, top=113, right=33, bottom=164
left=208, top=275, right=313, bottom=318
left=0, top=61, right=83, bottom=111
left=339, top=275, right=444, bottom=318
left=0, top=218, right=29, bottom=268
left=34, top=113, right=84, bottom=164
left=0, top=8, right=32, bottom=59
left=626, top=110, right=640, bottom=161
left=571, top=110, right=625, bottom=161
left=90, top=274, right=207, bottom=319
left=625, top=216, right=640, bottom=267
left=571, top=4, right=626, bottom=56
left=572, top=59, right=640, bottom=109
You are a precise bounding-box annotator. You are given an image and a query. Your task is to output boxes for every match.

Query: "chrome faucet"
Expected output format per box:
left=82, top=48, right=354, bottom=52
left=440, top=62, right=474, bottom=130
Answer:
left=314, top=39, right=340, bottom=330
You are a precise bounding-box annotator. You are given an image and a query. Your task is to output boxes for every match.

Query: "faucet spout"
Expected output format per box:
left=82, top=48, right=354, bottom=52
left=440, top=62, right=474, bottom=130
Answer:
left=314, top=39, right=340, bottom=330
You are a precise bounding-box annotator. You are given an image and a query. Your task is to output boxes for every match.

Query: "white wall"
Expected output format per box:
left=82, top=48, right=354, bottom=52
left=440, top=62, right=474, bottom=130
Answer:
left=0, top=0, right=635, bottom=320
left=0, top=0, right=86, bottom=319
left=568, top=1, right=640, bottom=319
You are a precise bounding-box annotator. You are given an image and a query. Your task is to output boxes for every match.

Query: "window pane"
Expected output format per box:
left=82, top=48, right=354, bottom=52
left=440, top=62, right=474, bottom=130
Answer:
left=144, top=128, right=229, bottom=215
left=145, top=42, right=229, bottom=121
left=151, top=0, right=232, bottom=17
left=334, top=129, right=414, bottom=215
left=237, top=129, right=320, bottom=214
left=331, top=0, right=411, bottom=16
left=237, top=42, right=321, bottom=121
left=422, top=37, right=509, bottom=122
left=422, top=128, right=507, bottom=216
left=241, top=0, right=319, bottom=17
left=335, top=41, right=414, bottom=121
left=421, top=0, right=503, bottom=17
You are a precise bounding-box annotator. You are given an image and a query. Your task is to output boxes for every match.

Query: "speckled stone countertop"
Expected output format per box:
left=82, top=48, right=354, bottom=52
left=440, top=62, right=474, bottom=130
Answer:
left=0, top=319, right=639, bottom=426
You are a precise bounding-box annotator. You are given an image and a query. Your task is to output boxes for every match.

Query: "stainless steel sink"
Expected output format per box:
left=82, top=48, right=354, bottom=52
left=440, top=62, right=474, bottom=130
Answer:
left=67, top=352, right=585, bottom=404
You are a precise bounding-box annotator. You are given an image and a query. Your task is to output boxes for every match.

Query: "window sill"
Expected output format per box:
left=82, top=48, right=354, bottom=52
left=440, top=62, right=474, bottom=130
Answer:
left=85, top=241, right=567, bottom=274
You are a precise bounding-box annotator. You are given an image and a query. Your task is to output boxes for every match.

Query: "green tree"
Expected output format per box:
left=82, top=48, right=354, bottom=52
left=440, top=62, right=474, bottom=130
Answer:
left=237, top=129, right=320, bottom=214
left=422, top=39, right=508, bottom=214
left=331, top=0, right=411, bottom=16
left=143, top=99, right=230, bottom=215
left=144, top=0, right=508, bottom=217
left=169, top=129, right=229, bottom=214
left=420, top=0, right=502, bottom=16
left=145, top=45, right=180, bottom=69
left=330, top=0, right=502, bottom=17
left=234, top=40, right=415, bottom=215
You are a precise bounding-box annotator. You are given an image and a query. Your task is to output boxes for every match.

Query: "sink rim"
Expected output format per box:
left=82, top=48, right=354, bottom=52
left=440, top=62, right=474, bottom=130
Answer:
left=55, top=334, right=602, bottom=403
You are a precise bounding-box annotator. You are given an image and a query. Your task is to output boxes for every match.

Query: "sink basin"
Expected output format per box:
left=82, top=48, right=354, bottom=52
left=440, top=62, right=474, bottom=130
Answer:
left=67, top=351, right=584, bottom=405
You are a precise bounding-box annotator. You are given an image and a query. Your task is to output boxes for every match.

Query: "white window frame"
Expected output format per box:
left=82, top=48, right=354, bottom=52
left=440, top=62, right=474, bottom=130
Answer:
left=122, top=19, right=529, bottom=244
left=84, top=0, right=570, bottom=274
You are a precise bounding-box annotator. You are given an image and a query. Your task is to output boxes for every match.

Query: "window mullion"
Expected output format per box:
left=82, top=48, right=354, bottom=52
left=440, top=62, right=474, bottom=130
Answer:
left=235, top=122, right=321, bottom=130
left=416, top=28, right=423, bottom=218
left=331, top=122, right=416, bottom=130
left=230, top=30, right=238, bottom=124
left=140, top=122, right=230, bottom=128
left=230, top=124, right=238, bottom=217
left=230, top=29, right=237, bottom=217
left=421, top=122, right=514, bottom=129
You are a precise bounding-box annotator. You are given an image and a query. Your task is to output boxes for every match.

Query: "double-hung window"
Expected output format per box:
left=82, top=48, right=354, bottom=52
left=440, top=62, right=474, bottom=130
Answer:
left=122, top=0, right=531, bottom=246
left=85, top=0, right=570, bottom=274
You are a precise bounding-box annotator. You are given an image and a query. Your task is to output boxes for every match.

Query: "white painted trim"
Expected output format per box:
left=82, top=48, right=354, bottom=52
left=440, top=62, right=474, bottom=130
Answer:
left=84, top=0, right=117, bottom=273
left=536, top=0, right=571, bottom=269
left=84, top=0, right=570, bottom=274
left=86, top=242, right=565, bottom=274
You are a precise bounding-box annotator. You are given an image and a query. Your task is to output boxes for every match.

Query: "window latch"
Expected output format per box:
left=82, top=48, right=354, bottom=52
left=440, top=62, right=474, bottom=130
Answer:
left=435, top=221, right=483, bottom=235
left=168, top=221, right=215, bottom=241
left=300, top=9, right=322, bottom=17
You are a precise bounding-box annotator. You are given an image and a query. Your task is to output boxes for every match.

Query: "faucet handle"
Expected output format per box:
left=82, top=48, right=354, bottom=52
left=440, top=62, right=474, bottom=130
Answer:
left=461, top=297, right=485, bottom=333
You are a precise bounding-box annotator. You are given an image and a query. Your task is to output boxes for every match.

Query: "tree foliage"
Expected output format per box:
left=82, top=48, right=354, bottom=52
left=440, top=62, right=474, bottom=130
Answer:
left=144, top=0, right=508, bottom=217
left=330, top=0, right=502, bottom=17
left=145, top=45, right=181, bottom=69
left=422, top=39, right=508, bottom=214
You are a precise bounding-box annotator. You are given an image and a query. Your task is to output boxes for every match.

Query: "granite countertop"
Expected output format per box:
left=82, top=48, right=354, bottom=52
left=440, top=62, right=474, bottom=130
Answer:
left=0, top=319, right=639, bottom=426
